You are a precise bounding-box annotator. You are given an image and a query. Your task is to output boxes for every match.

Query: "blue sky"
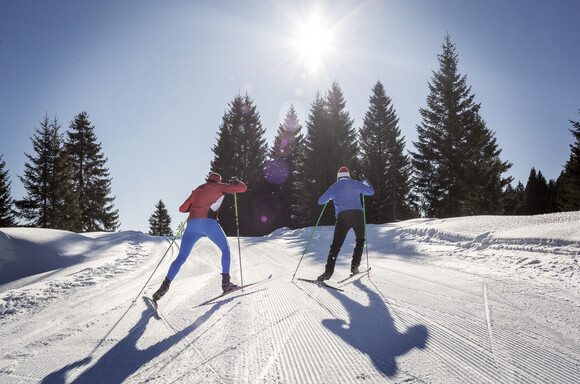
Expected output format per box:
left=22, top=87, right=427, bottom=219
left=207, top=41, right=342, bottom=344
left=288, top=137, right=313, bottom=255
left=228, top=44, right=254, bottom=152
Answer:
left=1, top=0, right=579, bottom=232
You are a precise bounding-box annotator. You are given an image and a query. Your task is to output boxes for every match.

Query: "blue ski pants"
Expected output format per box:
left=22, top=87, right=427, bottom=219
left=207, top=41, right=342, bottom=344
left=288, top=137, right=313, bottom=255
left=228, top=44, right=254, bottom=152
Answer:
left=166, top=218, right=231, bottom=281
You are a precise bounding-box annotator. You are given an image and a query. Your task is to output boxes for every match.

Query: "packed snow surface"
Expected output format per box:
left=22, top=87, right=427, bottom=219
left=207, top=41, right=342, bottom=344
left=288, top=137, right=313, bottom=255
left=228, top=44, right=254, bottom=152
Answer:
left=1, top=212, right=579, bottom=383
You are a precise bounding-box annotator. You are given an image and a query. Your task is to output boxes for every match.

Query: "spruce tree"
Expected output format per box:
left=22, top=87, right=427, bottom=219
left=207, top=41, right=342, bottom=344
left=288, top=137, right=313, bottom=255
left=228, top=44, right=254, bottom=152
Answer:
left=411, top=34, right=511, bottom=217
left=17, top=114, right=79, bottom=230
left=0, top=154, right=17, bottom=227
left=462, top=113, right=512, bottom=214
left=148, top=200, right=173, bottom=236
left=522, top=168, right=550, bottom=214
left=267, top=104, right=303, bottom=229
left=557, top=111, right=580, bottom=211
left=359, top=81, right=414, bottom=223
left=65, top=112, right=119, bottom=232
left=293, top=92, right=328, bottom=227
left=503, top=181, right=525, bottom=215
left=210, top=93, right=268, bottom=235
left=294, top=81, right=359, bottom=226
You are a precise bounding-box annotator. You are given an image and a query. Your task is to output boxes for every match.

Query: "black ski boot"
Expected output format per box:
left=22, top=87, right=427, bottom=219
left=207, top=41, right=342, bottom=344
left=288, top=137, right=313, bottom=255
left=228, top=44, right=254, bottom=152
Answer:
left=350, top=264, right=360, bottom=275
left=153, top=278, right=171, bottom=302
left=317, top=264, right=334, bottom=281
left=318, top=253, right=336, bottom=281
left=317, top=271, right=333, bottom=281
left=221, top=273, right=238, bottom=293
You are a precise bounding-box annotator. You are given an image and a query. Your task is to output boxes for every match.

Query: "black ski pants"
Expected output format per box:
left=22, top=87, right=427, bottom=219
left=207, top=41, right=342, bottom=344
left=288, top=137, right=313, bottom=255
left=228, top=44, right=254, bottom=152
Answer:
left=324, top=209, right=365, bottom=275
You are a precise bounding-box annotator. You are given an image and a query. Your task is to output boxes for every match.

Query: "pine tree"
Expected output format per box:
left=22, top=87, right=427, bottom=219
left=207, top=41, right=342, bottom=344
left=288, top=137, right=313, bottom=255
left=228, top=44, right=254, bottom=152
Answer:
left=210, top=93, right=268, bottom=235
left=266, top=104, right=303, bottom=229
left=522, top=168, right=550, bottom=214
left=0, top=154, right=17, bottom=227
left=16, top=114, right=79, bottom=230
left=65, top=112, right=119, bottom=232
left=557, top=111, right=580, bottom=211
left=359, top=81, right=414, bottom=223
left=293, top=92, right=327, bottom=227
left=148, top=200, right=173, bottom=236
left=462, top=113, right=512, bottom=215
left=503, top=181, right=525, bottom=215
left=411, top=34, right=511, bottom=218
left=294, top=81, right=359, bottom=226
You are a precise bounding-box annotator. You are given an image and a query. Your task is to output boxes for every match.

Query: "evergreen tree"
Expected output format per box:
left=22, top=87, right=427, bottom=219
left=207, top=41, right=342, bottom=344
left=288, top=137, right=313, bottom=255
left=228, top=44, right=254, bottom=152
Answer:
left=359, top=81, right=414, bottom=223
left=557, top=110, right=580, bottom=211
left=503, top=181, right=525, bottom=215
left=148, top=200, right=173, bottom=236
left=547, top=178, right=559, bottom=213
left=16, top=114, right=79, bottom=230
left=65, top=112, right=119, bottom=232
left=522, top=168, right=550, bottom=214
left=0, top=154, right=17, bottom=227
left=266, top=104, right=303, bottom=229
left=210, top=93, right=268, bottom=236
left=293, top=92, right=327, bottom=227
left=294, top=81, right=359, bottom=226
left=462, top=113, right=512, bottom=215
left=411, top=34, right=511, bottom=217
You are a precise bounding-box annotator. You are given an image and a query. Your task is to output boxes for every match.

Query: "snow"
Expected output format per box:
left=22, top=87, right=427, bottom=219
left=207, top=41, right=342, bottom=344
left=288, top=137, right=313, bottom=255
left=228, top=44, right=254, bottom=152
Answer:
left=0, top=212, right=579, bottom=383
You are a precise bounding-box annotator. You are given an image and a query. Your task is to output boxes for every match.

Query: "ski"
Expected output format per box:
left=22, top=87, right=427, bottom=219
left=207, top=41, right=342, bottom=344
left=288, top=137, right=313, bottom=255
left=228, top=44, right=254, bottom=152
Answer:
left=337, top=267, right=371, bottom=284
left=296, top=278, right=344, bottom=292
left=198, top=274, right=272, bottom=306
left=143, top=296, right=161, bottom=320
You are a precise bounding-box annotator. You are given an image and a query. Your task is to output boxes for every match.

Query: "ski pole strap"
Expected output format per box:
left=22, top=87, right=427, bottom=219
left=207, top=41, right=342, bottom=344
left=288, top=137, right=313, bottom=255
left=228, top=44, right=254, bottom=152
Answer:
left=291, top=202, right=328, bottom=281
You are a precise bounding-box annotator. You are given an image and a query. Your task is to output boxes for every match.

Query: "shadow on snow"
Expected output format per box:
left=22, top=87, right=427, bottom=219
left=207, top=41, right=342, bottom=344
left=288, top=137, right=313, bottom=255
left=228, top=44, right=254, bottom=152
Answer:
left=323, top=278, right=429, bottom=377
left=41, top=300, right=226, bottom=384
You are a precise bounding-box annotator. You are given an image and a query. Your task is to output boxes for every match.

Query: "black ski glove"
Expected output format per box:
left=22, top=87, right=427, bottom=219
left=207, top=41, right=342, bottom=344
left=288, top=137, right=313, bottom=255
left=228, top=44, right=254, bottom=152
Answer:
left=230, top=176, right=239, bottom=185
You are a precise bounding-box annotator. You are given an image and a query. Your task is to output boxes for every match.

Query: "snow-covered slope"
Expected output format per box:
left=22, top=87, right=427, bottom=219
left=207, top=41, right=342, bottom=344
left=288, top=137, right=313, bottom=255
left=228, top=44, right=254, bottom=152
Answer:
left=1, top=212, right=579, bottom=383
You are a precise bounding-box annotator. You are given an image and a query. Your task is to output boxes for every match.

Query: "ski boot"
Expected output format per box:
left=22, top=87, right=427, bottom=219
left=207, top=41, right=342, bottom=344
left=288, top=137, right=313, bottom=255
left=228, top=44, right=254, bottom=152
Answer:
left=221, top=273, right=238, bottom=293
left=317, top=266, right=334, bottom=281
left=152, top=278, right=171, bottom=302
left=350, top=264, right=360, bottom=275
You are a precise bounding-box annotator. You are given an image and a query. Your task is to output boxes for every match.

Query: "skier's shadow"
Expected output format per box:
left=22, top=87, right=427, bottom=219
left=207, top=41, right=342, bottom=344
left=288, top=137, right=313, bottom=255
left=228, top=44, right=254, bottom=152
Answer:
left=323, top=279, right=429, bottom=377
left=41, top=299, right=227, bottom=384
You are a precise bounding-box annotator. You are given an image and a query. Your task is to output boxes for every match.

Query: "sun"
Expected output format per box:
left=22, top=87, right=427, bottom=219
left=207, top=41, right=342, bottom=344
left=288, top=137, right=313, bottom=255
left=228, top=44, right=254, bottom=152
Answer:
left=293, top=13, right=334, bottom=74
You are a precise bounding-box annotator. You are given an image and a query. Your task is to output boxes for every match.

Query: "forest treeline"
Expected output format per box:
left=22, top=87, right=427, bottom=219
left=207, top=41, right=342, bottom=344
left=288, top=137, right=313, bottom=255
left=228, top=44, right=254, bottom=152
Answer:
left=1, top=35, right=579, bottom=235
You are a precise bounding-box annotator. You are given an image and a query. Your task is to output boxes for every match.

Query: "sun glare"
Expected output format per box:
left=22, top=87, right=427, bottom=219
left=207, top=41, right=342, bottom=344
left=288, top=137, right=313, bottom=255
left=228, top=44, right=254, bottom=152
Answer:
left=293, top=13, right=334, bottom=74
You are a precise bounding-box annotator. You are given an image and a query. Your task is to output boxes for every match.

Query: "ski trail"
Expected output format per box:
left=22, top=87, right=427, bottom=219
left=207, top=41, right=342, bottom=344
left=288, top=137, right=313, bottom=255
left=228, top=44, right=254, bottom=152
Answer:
left=156, top=307, right=227, bottom=384
left=482, top=283, right=495, bottom=357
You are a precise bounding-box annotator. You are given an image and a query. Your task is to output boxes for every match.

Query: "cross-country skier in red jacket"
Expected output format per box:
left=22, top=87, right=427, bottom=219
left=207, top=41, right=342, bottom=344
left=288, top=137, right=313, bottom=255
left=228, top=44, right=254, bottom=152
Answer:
left=152, top=172, right=247, bottom=302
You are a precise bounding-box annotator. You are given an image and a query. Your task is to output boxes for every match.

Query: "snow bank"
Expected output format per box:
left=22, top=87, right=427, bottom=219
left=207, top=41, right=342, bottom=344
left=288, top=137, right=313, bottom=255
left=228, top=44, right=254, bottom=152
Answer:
left=393, top=212, right=580, bottom=289
left=0, top=228, right=151, bottom=285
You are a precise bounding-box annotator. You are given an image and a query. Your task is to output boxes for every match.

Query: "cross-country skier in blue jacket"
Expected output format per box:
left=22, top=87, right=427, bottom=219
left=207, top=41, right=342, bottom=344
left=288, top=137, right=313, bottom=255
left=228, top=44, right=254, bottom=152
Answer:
left=317, top=166, right=374, bottom=281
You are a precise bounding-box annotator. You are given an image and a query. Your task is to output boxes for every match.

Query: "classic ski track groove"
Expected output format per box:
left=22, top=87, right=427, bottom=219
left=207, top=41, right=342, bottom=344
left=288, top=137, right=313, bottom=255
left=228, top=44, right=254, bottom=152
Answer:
left=150, top=304, right=226, bottom=384
left=369, top=274, right=580, bottom=383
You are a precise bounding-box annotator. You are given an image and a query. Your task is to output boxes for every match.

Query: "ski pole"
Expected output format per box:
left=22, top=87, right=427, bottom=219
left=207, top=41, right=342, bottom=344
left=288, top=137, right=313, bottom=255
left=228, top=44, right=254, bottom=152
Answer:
left=291, top=202, right=328, bottom=281
left=234, top=192, right=243, bottom=287
left=89, top=221, right=187, bottom=358
left=362, top=195, right=370, bottom=278
left=131, top=220, right=187, bottom=303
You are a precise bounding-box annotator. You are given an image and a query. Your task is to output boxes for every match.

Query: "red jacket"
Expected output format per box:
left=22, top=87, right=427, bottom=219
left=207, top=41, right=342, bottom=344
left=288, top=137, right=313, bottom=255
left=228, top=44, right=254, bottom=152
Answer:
left=179, top=180, right=247, bottom=220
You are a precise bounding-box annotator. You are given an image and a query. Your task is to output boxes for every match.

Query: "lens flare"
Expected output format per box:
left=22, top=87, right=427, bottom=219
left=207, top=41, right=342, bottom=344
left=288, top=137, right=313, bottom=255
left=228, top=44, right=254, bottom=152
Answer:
left=263, top=158, right=290, bottom=184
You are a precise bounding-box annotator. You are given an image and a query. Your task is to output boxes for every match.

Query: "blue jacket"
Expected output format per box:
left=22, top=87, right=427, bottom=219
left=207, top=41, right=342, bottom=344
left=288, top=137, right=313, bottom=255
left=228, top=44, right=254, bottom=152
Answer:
left=318, top=178, right=374, bottom=217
